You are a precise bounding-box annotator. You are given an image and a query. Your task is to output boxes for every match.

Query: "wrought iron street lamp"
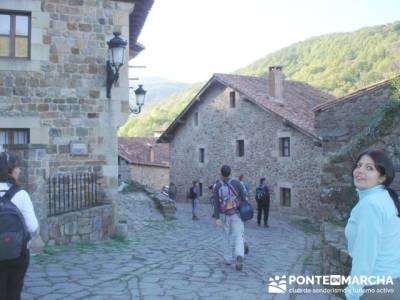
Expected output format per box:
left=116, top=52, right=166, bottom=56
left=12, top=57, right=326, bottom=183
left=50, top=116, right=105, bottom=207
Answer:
left=106, top=32, right=127, bottom=98
left=129, top=84, right=147, bottom=114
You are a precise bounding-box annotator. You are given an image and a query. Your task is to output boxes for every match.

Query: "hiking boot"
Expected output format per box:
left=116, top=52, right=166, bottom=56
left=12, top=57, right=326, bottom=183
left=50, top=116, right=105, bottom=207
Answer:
left=244, top=243, right=249, bottom=255
left=236, top=256, right=243, bottom=271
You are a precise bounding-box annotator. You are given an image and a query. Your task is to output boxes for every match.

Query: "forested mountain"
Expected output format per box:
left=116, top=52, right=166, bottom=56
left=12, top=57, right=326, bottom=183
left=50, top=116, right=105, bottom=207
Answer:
left=118, top=21, right=400, bottom=137
left=135, top=77, right=190, bottom=106
left=118, top=83, right=203, bottom=137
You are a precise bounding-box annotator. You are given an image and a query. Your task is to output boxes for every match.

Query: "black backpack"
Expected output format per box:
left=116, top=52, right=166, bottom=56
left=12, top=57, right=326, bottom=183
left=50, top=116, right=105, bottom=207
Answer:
left=189, top=187, right=196, bottom=199
left=0, top=185, right=30, bottom=261
left=255, top=186, right=267, bottom=201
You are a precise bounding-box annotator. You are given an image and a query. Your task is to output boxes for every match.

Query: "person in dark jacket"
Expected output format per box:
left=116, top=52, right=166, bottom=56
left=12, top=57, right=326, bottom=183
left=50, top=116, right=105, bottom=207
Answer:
left=255, top=177, right=270, bottom=227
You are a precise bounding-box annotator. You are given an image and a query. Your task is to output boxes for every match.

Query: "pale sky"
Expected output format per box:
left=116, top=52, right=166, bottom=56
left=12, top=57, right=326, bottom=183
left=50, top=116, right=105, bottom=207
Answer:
left=129, top=0, right=400, bottom=84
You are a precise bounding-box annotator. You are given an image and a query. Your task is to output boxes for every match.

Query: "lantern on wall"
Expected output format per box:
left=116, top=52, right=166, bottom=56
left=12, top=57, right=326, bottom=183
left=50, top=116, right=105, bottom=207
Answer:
left=106, top=32, right=127, bottom=98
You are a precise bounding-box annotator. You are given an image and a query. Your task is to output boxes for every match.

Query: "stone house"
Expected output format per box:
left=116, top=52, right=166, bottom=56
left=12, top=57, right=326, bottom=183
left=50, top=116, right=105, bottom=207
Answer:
left=118, top=137, right=169, bottom=190
left=314, top=76, right=400, bottom=220
left=158, top=66, right=335, bottom=217
left=0, top=0, right=153, bottom=244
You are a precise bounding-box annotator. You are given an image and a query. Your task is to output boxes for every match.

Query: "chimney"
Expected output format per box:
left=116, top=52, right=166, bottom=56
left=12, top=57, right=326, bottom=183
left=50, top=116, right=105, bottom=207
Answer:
left=149, top=146, right=155, bottom=163
left=268, top=66, right=283, bottom=100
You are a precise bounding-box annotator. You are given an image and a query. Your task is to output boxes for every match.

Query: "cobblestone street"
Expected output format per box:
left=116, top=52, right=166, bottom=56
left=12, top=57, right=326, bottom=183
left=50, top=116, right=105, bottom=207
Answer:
left=23, top=196, right=341, bottom=300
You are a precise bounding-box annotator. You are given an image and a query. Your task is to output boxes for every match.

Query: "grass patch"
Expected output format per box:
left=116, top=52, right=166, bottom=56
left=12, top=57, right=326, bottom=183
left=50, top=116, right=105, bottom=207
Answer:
left=312, top=244, right=321, bottom=251
left=120, top=180, right=146, bottom=193
left=290, top=218, right=320, bottom=235
left=327, top=218, right=347, bottom=227
left=74, top=240, right=97, bottom=252
left=110, top=233, right=127, bottom=242
left=33, top=245, right=65, bottom=264
left=303, top=255, right=313, bottom=266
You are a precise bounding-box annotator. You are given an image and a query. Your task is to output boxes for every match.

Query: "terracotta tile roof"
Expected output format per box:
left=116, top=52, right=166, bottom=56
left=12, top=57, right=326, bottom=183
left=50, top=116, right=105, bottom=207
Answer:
left=118, top=137, right=169, bottom=167
left=313, top=75, right=400, bottom=112
left=214, top=74, right=335, bottom=137
left=158, top=73, right=335, bottom=142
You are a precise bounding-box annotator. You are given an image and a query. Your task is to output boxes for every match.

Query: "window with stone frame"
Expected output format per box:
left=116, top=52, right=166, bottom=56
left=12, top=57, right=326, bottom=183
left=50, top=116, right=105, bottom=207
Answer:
left=236, top=140, right=244, bottom=157
left=0, top=129, right=30, bottom=150
left=229, top=91, right=236, bottom=108
left=199, top=148, right=205, bottom=163
left=280, top=188, right=291, bottom=207
left=194, top=112, right=199, bottom=126
left=279, top=137, right=290, bottom=157
left=0, top=11, right=31, bottom=59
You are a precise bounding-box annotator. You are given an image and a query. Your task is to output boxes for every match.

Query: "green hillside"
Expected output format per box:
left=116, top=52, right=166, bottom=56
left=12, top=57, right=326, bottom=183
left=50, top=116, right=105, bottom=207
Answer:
left=118, top=21, right=400, bottom=137
left=118, top=83, right=202, bottom=137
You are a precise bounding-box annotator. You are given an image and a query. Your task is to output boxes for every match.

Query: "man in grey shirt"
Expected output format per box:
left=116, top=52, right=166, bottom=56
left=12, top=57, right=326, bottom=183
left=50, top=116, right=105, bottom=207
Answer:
left=213, top=165, right=245, bottom=271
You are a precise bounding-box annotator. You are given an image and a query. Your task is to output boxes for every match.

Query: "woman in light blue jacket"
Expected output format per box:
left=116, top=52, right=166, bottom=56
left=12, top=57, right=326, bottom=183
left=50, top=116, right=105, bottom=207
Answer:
left=345, top=149, right=400, bottom=300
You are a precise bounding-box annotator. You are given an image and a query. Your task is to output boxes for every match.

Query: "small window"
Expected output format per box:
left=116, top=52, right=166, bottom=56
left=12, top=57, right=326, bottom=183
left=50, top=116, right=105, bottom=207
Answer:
left=194, top=112, right=198, bottom=126
left=199, top=148, right=205, bottom=163
left=0, top=128, right=29, bottom=146
left=229, top=91, right=236, bottom=108
left=0, top=128, right=29, bottom=151
left=236, top=140, right=244, bottom=157
left=199, top=182, right=203, bottom=197
left=280, top=188, right=291, bottom=207
left=0, top=11, right=31, bottom=59
left=279, top=137, right=290, bottom=157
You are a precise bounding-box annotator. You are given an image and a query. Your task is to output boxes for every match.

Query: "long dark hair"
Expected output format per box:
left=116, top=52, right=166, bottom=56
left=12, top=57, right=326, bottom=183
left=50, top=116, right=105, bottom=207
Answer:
left=0, top=152, right=20, bottom=185
left=353, top=149, right=400, bottom=217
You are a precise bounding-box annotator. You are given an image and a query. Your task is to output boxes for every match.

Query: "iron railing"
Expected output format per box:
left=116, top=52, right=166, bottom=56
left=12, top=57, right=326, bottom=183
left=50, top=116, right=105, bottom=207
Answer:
left=48, top=173, right=99, bottom=216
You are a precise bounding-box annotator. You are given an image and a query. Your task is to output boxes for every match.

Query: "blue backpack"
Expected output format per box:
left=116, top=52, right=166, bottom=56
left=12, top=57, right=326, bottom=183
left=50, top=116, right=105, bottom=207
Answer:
left=0, top=185, right=30, bottom=261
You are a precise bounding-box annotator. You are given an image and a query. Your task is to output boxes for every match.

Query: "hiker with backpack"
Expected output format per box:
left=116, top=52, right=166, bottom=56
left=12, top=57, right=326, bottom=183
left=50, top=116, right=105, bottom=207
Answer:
left=238, top=174, right=251, bottom=200
left=213, top=165, right=246, bottom=271
left=255, top=177, right=270, bottom=227
left=189, top=180, right=200, bottom=220
left=0, top=152, right=38, bottom=300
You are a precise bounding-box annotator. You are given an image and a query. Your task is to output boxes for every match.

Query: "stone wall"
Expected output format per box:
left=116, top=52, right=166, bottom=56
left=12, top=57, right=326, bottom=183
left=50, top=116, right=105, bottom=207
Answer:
left=5, top=144, right=50, bottom=224
left=129, top=164, right=169, bottom=191
left=170, top=84, right=323, bottom=218
left=315, top=85, right=392, bottom=155
left=118, top=160, right=170, bottom=190
left=315, top=83, right=400, bottom=220
left=0, top=0, right=134, bottom=190
left=118, top=158, right=130, bottom=183
left=42, top=204, right=113, bottom=245
left=321, top=222, right=351, bottom=278
left=6, top=144, right=114, bottom=246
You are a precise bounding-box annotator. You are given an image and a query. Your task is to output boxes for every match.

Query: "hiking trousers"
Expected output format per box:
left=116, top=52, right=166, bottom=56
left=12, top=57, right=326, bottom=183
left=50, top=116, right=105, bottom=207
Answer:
left=221, top=213, right=244, bottom=262
left=0, top=250, right=30, bottom=300
left=192, top=198, right=199, bottom=217
left=257, top=200, right=270, bottom=226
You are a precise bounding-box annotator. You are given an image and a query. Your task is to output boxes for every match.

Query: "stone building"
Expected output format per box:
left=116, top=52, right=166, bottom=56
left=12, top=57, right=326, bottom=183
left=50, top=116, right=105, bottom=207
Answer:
left=158, top=67, right=335, bottom=217
left=118, top=137, right=169, bottom=190
left=314, top=76, right=400, bottom=220
left=0, top=0, right=154, bottom=244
